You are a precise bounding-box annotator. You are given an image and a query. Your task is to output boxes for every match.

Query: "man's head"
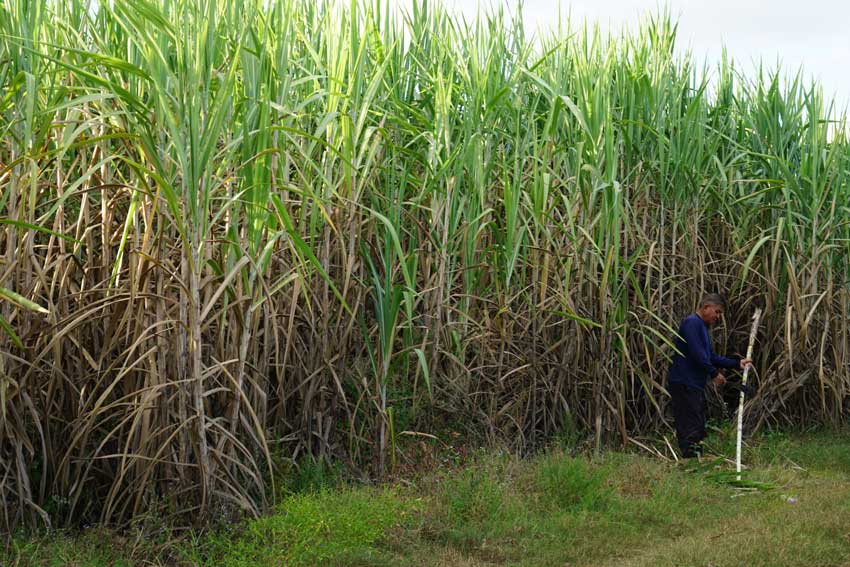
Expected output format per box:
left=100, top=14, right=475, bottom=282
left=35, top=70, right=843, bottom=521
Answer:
left=697, top=293, right=726, bottom=325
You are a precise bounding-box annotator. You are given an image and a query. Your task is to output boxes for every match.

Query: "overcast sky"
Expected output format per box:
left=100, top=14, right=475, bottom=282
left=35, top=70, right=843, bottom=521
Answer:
left=427, top=0, right=850, bottom=114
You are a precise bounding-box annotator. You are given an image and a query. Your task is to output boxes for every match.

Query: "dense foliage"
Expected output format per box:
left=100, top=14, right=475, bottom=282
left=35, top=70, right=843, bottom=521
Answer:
left=1, top=0, right=848, bottom=529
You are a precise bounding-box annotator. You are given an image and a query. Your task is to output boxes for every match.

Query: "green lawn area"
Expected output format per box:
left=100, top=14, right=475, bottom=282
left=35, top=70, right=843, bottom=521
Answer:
left=6, top=429, right=850, bottom=566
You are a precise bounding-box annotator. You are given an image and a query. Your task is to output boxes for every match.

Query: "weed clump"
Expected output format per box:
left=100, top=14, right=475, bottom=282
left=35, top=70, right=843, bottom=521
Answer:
left=535, top=454, right=612, bottom=512
left=194, top=489, right=410, bottom=567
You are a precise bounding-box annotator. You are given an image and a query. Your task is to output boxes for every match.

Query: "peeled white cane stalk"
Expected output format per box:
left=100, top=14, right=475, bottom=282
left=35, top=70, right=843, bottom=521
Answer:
left=736, top=308, right=762, bottom=480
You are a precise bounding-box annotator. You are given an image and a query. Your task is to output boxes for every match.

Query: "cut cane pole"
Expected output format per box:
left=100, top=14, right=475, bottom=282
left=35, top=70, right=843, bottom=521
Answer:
left=736, top=308, right=762, bottom=481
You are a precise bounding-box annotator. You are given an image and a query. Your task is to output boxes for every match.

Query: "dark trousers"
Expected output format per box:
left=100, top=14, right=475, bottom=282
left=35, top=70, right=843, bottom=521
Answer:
left=670, top=383, right=706, bottom=458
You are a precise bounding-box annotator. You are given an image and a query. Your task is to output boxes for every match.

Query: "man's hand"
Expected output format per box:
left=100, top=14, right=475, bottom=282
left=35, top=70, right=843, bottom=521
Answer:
left=739, top=358, right=753, bottom=370
left=712, top=373, right=726, bottom=387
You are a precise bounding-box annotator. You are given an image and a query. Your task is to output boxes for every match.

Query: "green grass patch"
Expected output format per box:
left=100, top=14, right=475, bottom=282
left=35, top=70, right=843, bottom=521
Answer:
left=185, top=488, right=413, bottom=567
left=2, top=528, right=141, bottom=567
left=5, top=430, right=850, bottom=566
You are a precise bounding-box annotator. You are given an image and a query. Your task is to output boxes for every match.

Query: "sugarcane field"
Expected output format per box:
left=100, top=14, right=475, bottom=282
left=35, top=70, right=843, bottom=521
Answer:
left=2, top=0, right=850, bottom=565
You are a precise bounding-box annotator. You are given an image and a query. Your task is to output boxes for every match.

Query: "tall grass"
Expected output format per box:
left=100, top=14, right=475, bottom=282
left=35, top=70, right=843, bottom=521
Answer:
left=0, top=0, right=848, bottom=529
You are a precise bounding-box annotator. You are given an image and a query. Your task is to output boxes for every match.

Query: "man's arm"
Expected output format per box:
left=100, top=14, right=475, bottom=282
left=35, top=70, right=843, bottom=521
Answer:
left=710, top=352, right=740, bottom=370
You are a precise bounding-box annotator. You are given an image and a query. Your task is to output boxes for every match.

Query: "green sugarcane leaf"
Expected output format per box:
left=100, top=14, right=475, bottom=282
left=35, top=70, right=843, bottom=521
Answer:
left=738, top=234, right=774, bottom=286
left=413, top=347, right=432, bottom=400
left=0, top=287, right=48, bottom=315
left=271, top=194, right=352, bottom=316
left=0, top=220, right=84, bottom=245
left=0, top=313, right=24, bottom=349
left=552, top=310, right=603, bottom=329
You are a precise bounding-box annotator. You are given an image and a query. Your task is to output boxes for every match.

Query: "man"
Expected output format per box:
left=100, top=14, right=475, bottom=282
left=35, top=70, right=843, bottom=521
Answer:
left=669, top=293, right=752, bottom=458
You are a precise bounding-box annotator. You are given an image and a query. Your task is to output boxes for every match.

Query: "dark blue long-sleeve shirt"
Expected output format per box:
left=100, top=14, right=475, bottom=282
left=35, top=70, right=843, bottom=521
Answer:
left=669, top=313, right=740, bottom=391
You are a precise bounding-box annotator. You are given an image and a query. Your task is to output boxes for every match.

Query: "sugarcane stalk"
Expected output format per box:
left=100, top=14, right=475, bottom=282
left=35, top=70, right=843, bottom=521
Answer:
left=737, top=308, right=762, bottom=480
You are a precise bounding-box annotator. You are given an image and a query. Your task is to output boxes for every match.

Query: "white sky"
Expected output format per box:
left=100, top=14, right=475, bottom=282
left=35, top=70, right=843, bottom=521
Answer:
left=427, top=0, right=850, bottom=115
